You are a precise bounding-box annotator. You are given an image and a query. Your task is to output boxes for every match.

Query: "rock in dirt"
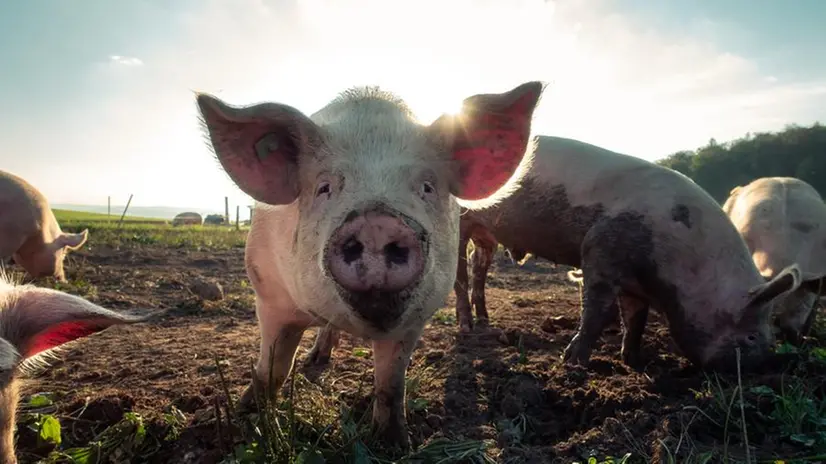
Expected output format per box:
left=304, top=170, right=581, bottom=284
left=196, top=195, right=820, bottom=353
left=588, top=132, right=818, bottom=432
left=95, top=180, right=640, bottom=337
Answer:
left=540, top=315, right=576, bottom=333
left=190, top=278, right=224, bottom=301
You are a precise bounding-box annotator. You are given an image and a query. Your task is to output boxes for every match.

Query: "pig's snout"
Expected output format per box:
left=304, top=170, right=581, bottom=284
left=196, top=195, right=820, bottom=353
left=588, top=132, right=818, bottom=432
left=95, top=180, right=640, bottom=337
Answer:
left=327, top=212, right=425, bottom=294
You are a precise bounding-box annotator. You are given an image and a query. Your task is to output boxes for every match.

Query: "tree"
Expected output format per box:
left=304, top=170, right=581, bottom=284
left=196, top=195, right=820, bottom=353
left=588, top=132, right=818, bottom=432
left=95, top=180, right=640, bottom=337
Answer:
left=656, top=122, right=826, bottom=203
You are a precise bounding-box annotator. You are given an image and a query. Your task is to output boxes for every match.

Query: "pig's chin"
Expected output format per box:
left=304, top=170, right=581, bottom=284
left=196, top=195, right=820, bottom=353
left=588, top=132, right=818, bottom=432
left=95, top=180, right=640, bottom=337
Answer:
left=337, top=285, right=417, bottom=335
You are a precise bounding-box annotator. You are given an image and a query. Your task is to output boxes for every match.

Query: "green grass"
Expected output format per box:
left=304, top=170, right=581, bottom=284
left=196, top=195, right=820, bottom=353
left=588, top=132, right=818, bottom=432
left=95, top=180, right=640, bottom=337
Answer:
left=53, top=209, right=167, bottom=224
left=54, top=208, right=248, bottom=249
left=63, top=222, right=248, bottom=250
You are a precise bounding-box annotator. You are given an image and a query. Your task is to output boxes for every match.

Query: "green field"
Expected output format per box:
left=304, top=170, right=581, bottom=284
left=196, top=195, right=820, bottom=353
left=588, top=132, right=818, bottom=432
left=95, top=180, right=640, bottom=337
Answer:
left=53, top=209, right=168, bottom=224
left=54, top=209, right=249, bottom=250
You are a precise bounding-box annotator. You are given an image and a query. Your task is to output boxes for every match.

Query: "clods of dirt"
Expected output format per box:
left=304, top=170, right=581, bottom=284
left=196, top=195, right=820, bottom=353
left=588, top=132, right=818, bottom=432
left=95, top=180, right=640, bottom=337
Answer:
left=190, top=277, right=224, bottom=301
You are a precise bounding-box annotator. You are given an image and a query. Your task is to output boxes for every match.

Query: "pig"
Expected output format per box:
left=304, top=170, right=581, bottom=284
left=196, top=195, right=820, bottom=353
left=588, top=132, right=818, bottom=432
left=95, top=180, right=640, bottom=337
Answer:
left=449, top=136, right=803, bottom=371
left=0, top=170, right=89, bottom=283
left=722, top=177, right=826, bottom=344
left=0, top=274, right=155, bottom=464
left=196, top=81, right=544, bottom=448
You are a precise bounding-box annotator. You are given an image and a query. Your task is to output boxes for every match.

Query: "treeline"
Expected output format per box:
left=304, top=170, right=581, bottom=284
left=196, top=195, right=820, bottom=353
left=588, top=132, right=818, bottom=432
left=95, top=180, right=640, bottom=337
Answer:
left=656, top=123, right=826, bottom=203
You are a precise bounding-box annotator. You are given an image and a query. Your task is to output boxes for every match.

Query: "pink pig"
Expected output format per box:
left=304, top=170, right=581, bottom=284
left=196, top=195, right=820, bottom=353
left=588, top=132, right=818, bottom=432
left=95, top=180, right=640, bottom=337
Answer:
left=0, top=170, right=88, bottom=282
left=197, top=82, right=544, bottom=448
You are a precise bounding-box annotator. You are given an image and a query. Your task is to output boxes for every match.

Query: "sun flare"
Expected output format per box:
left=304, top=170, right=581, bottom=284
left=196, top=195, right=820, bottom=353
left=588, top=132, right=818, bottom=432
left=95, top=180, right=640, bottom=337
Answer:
left=411, top=96, right=465, bottom=124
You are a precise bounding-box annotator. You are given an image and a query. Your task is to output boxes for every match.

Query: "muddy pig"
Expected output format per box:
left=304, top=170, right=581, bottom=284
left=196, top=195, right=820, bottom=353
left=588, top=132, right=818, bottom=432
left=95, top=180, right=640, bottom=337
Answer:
left=0, top=275, right=156, bottom=464
left=449, top=135, right=803, bottom=371
left=196, top=81, right=544, bottom=448
left=0, top=170, right=89, bottom=282
left=723, top=177, right=826, bottom=344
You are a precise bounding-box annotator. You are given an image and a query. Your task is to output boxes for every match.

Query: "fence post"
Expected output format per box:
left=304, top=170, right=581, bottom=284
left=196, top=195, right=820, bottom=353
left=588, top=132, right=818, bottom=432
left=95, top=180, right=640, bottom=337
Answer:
left=118, top=194, right=133, bottom=228
left=225, top=197, right=229, bottom=225
left=236, top=205, right=240, bottom=230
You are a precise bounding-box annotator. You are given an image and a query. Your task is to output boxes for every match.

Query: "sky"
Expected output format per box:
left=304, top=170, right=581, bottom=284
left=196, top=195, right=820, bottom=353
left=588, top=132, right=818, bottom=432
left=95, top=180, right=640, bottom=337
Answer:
left=1, top=0, right=825, bottom=211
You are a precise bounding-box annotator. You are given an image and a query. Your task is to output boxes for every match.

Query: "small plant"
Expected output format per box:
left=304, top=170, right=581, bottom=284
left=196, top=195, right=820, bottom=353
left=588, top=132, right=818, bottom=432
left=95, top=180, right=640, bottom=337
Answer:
left=751, top=380, right=826, bottom=450
left=572, top=454, right=632, bottom=464
left=44, top=411, right=155, bottom=463
left=431, top=309, right=457, bottom=326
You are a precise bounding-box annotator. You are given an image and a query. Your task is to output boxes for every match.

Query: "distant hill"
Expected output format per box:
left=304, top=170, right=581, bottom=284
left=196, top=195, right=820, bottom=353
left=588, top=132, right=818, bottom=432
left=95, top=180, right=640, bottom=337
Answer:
left=50, top=204, right=252, bottom=221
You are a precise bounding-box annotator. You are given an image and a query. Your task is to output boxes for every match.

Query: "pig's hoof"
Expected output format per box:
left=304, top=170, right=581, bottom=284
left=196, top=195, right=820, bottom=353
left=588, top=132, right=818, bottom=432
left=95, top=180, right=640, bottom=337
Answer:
left=458, top=321, right=473, bottom=333
left=303, top=348, right=331, bottom=367
left=373, top=422, right=411, bottom=453
left=236, top=385, right=262, bottom=415
left=561, top=338, right=589, bottom=366
left=621, top=349, right=642, bottom=370
left=476, top=317, right=490, bottom=329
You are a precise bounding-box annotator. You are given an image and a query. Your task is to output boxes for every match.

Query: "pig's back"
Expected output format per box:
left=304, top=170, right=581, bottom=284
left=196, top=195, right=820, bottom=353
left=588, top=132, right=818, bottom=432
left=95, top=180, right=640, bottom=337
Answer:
left=533, top=136, right=760, bottom=304
left=0, top=171, right=43, bottom=236
left=466, top=136, right=728, bottom=268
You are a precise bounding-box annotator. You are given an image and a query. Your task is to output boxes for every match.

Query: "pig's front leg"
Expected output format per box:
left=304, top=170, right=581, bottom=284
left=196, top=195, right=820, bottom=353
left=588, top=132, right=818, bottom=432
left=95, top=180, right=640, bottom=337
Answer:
left=238, top=296, right=313, bottom=411
left=370, top=326, right=424, bottom=450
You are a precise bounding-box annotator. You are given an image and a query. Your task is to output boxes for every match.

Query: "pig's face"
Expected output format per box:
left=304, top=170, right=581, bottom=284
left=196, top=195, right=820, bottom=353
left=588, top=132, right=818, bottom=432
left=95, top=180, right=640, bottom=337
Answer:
left=15, top=230, right=88, bottom=282
left=32, top=246, right=66, bottom=282
left=700, top=264, right=804, bottom=371
left=198, top=83, right=544, bottom=336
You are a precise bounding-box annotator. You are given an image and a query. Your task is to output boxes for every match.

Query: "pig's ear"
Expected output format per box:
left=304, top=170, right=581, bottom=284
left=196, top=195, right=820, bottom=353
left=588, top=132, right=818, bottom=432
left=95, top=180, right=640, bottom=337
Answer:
left=56, top=229, right=88, bottom=251
left=196, top=93, right=321, bottom=205
left=746, top=263, right=803, bottom=313
left=1, top=285, right=157, bottom=359
left=429, top=81, right=545, bottom=201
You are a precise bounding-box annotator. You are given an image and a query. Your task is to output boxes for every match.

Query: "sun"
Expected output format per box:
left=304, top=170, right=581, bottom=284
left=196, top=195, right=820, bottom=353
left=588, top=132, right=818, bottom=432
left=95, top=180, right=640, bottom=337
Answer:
left=412, top=96, right=466, bottom=124
left=440, top=98, right=465, bottom=117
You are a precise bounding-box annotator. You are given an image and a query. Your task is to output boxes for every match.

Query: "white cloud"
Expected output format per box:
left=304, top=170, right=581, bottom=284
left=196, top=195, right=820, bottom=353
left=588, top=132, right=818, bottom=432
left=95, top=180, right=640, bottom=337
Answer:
left=6, top=0, right=826, bottom=210
left=109, top=55, right=144, bottom=66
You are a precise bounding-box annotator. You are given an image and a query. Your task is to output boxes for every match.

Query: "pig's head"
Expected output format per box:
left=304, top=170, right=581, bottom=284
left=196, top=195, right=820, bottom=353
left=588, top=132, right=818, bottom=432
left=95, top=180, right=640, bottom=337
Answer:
left=15, top=230, right=88, bottom=283
left=0, top=275, right=153, bottom=464
left=700, top=263, right=804, bottom=371
left=770, top=273, right=823, bottom=344
left=198, top=82, right=543, bottom=336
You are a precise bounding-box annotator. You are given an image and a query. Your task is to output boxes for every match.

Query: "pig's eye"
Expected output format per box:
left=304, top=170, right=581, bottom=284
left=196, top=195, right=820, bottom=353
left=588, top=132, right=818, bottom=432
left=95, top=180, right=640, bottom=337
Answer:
left=420, top=181, right=435, bottom=199
left=316, top=182, right=331, bottom=198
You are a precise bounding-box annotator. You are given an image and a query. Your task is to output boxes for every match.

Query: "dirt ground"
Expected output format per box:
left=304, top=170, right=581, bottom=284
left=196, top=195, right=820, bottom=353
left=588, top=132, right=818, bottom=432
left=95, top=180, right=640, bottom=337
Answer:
left=11, top=244, right=826, bottom=463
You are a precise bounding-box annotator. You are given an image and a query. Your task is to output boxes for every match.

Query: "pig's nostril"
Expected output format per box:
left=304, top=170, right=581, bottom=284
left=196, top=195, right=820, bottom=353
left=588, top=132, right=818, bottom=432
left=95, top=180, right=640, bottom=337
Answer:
left=384, top=242, right=409, bottom=266
left=341, top=237, right=364, bottom=264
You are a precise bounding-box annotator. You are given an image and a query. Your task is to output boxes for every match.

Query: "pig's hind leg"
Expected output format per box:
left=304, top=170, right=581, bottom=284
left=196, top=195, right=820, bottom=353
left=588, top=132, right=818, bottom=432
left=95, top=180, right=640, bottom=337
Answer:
left=618, top=293, right=649, bottom=368
left=562, top=220, right=635, bottom=366
left=562, top=273, right=620, bottom=366
left=563, top=213, right=657, bottom=367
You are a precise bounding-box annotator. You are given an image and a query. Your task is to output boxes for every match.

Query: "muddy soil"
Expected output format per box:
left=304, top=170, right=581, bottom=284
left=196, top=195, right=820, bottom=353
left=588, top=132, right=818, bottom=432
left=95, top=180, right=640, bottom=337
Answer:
left=11, top=244, right=825, bottom=463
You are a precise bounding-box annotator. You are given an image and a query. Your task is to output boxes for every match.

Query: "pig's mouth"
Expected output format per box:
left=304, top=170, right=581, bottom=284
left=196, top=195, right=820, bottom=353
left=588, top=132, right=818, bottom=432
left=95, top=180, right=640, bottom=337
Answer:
left=323, top=205, right=430, bottom=332
left=339, top=287, right=417, bottom=332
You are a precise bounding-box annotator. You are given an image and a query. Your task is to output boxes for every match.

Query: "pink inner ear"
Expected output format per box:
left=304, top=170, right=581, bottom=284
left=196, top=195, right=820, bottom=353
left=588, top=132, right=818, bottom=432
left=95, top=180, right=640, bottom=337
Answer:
left=453, top=92, right=537, bottom=201
left=24, top=320, right=106, bottom=358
